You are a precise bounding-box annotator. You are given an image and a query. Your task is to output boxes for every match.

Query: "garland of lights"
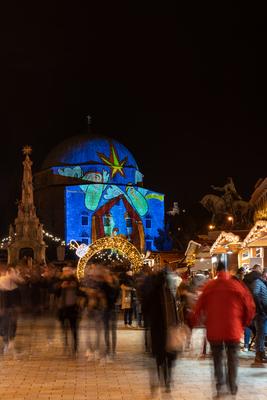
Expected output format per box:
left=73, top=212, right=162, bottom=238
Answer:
left=210, top=231, right=241, bottom=255
left=0, top=236, right=11, bottom=249
left=74, top=235, right=143, bottom=280
left=91, top=248, right=125, bottom=263
left=0, top=229, right=66, bottom=249
left=42, top=230, right=66, bottom=246
left=243, top=220, right=267, bottom=247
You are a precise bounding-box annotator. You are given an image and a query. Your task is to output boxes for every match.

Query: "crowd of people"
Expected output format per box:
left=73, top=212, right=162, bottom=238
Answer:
left=0, top=260, right=266, bottom=398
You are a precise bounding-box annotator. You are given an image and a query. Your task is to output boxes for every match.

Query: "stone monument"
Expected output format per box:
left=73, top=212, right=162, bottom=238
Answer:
left=7, top=146, right=46, bottom=265
left=200, top=177, right=252, bottom=229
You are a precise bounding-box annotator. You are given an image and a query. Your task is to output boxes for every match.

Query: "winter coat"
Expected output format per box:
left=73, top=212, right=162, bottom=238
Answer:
left=121, top=284, right=135, bottom=309
left=55, top=275, right=85, bottom=310
left=243, top=271, right=267, bottom=316
left=193, top=271, right=255, bottom=342
left=102, top=280, right=120, bottom=311
left=146, top=270, right=178, bottom=361
left=0, top=271, right=24, bottom=310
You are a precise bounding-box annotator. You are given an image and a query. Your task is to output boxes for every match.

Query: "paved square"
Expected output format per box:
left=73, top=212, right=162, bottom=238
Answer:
left=0, top=316, right=266, bottom=400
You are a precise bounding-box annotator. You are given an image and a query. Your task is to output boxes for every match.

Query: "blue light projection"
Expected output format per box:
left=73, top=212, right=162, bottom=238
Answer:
left=53, top=138, right=164, bottom=251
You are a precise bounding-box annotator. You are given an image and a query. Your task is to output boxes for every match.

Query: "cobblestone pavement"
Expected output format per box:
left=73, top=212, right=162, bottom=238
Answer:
left=0, top=316, right=266, bottom=400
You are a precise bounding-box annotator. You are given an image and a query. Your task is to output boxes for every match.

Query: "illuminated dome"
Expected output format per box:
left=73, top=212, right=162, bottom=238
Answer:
left=36, top=134, right=165, bottom=253
left=42, top=134, right=139, bottom=170
left=41, top=134, right=143, bottom=187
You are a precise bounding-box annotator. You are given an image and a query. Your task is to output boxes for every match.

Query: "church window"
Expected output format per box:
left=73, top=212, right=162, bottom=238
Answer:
left=82, top=216, right=89, bottom=225
left=146, top=215, right=152, bottom=229
left=81, top=211, right=89, bottom=226
left=80, top=231, right=89, bottom=245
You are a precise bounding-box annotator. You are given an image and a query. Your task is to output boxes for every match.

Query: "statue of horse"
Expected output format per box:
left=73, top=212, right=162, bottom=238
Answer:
left=232, top=199, right=253, bottom=225
left=200, top=194, right=252, bottom=227
left=200, top=194, right=226, bottom=224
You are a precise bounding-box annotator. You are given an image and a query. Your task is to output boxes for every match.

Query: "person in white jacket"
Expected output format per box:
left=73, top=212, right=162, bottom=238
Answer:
left=0, top=267, right=24, bottom=354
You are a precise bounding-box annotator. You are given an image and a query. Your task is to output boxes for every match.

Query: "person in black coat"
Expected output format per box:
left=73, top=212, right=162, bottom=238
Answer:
left=55, top=267, right=85, bottom=356
left=145, top=267, right=178, bottom=394
left=102, top=269, right=120, bottom=360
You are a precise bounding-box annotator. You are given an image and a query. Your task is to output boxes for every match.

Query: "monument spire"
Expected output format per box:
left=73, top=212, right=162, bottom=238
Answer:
left=7, top=146, right=46, bottom=266
left=21, top=145, right=35, bottom=216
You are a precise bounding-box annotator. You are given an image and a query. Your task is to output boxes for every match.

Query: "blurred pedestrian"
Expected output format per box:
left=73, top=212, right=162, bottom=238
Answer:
left=83, top=264, right=106, bottom=361
left=40, top=264, right=60, bottom=346
left=0, top=267, right=24, bottom=355
left=121, top=270, right=135, bottom=328
left=232, top=267, right=254, bottom=352
left=243, top=263, right=267, bottom=365
left=193, top=262, right=255, bottom=397
left=55, top=266, right=83, bottom=356
left=102, top=269, right=120, bottom=361
left=146, top=267, right=179, bottom=395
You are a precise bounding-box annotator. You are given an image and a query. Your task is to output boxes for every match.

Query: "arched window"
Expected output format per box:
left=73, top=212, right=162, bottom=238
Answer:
left=145, top=214, right=152, bottom=229
left=145, top=234, right=153, bottom=251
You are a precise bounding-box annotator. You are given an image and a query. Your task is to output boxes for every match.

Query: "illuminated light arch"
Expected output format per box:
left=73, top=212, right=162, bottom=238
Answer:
left=76, top=235, right=143, bottom=280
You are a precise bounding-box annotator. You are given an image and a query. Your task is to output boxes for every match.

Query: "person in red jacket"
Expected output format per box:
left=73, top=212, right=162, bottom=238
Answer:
left=193, top=262, right=255, bottom=398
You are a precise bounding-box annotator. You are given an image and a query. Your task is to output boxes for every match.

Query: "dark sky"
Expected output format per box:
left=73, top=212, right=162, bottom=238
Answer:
left=1, top=3, right=266, bottom=234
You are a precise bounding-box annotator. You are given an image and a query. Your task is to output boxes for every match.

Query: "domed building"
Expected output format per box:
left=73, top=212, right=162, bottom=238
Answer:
left=34, top=135, right=165, bottom=252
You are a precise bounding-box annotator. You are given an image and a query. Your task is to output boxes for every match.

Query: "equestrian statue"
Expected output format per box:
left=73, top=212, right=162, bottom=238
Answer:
left=200, top=177, right=253, bottom=228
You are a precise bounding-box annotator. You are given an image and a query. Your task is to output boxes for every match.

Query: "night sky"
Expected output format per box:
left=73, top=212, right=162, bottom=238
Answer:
left=1, top=4, right=266, bottom=235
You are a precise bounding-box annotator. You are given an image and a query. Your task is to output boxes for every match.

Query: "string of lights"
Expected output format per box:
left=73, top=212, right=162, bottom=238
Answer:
left=0, top=229, right=66, bottom=249
left=76, top=235, right=143, bottom=280
left=42, top=230, right=66, bottom=246
left=0, top=236, right=12, bottom=249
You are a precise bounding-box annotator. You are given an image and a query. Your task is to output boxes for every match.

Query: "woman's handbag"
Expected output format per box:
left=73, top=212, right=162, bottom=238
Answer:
left=166, top=323, right=190, bottom=352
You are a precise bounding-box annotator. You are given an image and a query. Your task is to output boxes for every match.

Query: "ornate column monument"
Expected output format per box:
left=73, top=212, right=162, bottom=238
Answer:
left=7, top=146, right=46, bottom=265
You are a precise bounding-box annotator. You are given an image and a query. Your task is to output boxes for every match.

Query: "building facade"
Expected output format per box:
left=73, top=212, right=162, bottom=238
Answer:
left=34, top=135, right=165, bottom=252
left=250, top=178, right=267, bottom=221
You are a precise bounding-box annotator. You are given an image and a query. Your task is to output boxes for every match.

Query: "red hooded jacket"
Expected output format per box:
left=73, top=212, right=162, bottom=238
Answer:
left=193, top=272, right=255, bottom=342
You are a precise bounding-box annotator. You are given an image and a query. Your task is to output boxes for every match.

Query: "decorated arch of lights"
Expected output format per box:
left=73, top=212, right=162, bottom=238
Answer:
left=72, top=235, right=144, bottom=280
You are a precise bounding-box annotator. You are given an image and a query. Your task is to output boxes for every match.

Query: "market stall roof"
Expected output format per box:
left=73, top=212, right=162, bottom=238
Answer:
left=210, top=231, right=246, bottom=255
left=245, top=236, right=267, bottom=248
left=184, top=240, right=212, bottom=269
left=243, top=220, right=267, bottom=248
left=185, top=240, right=201, bottom=258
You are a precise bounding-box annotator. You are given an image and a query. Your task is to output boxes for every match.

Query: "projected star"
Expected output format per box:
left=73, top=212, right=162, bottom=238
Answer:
left=98, top=143, right=128, bottom=178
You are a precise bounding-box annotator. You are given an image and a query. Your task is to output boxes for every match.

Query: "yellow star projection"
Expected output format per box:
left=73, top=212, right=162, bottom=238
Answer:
left=97, top=143, right=128, bottom=178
